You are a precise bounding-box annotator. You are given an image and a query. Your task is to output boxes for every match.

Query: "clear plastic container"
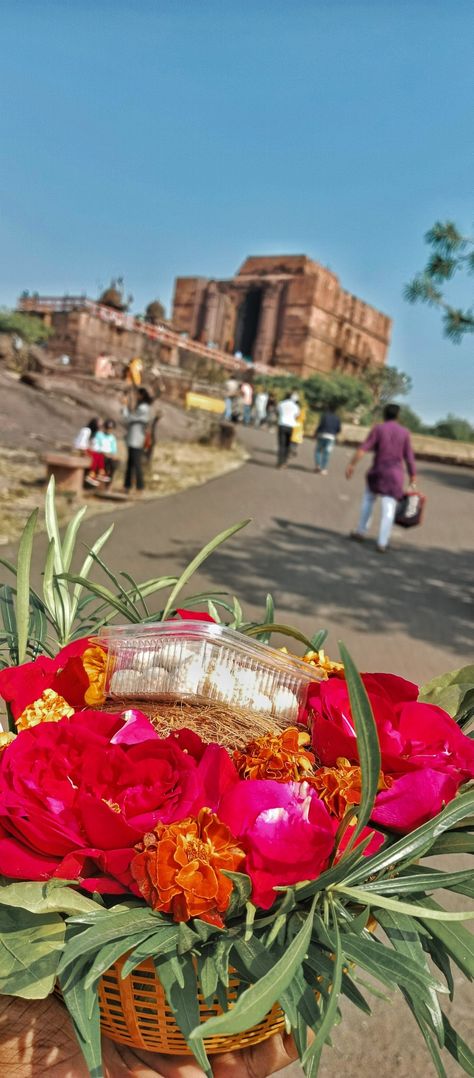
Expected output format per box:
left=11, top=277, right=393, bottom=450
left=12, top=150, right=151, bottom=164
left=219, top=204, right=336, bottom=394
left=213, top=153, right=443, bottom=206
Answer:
left=95, top=621, right=320, bottom=722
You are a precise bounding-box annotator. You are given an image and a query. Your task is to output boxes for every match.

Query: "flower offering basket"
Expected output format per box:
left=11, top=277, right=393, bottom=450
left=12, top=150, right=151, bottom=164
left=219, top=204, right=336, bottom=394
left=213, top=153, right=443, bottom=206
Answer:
left=1, top=487, right=473, bottom=1078
left=98, top=957, right=285, bottom=1055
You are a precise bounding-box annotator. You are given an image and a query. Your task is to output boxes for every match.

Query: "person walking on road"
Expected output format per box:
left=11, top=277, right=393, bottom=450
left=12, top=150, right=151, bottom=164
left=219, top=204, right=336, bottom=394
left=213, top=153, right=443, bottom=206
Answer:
left=240, top=380, right=254, bottom=425
left=122, top=387, right=153, bottom=495
left=314, top=401, right=341, bottom=474
left=254, top=388, right=269, bottom=428
left=276, top=392, right=300, bottom=468
left=346, top=403, right=416, bottom=552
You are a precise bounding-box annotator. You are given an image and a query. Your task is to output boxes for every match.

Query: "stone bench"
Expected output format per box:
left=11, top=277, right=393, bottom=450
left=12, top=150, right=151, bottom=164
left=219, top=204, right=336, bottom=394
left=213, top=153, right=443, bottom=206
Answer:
left=43, top=453, right=90, bottom=497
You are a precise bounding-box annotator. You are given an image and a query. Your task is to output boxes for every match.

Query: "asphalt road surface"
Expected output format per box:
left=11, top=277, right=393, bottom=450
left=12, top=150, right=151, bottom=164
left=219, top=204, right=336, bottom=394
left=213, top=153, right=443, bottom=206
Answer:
left=32, top=423, right=472, bottom=684
left=5, top=425, right=474, bottom=1076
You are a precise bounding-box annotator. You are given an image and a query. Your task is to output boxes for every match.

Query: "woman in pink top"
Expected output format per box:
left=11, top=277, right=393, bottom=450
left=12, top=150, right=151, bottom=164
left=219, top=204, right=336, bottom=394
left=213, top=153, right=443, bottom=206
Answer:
left=346, top=403, right=417, bottom=552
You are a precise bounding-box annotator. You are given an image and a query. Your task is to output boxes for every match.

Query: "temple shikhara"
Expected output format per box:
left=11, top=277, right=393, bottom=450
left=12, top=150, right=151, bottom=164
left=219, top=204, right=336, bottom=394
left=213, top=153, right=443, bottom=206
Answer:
left=17, top=253, right=391, bottom=377
left=172, top=255, right=391, bottom=376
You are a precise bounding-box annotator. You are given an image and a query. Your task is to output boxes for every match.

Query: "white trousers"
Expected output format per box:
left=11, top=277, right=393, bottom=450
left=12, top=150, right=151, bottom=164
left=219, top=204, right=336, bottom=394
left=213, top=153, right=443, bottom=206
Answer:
left=357, top=490, right=397, bottom=549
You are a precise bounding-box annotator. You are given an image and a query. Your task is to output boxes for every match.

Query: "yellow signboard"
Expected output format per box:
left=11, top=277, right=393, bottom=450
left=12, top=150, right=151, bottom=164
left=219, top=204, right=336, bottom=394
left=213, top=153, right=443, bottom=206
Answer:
left=185, top=392, right=226, bottom=415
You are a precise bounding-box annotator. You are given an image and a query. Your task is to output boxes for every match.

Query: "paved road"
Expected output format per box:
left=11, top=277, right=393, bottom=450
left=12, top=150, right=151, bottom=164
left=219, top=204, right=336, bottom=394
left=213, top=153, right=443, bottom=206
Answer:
left=5, top=427, right=474, bottom=1075
left=31, top=423, right=472, bottom=683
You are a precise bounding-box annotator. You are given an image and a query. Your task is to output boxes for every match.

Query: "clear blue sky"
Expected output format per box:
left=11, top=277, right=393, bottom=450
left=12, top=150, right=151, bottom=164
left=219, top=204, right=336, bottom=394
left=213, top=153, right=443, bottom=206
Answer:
left=1, top=0, right=472, bottom=422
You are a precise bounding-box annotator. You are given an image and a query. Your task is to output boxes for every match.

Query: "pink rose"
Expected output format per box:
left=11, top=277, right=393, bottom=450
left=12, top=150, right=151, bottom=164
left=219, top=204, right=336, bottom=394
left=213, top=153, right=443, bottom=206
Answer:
left=308, top=673, right=474, bottom=832
left=219, top=780, right=336, bottom=908
left=0, top=712, right=238, bottom=894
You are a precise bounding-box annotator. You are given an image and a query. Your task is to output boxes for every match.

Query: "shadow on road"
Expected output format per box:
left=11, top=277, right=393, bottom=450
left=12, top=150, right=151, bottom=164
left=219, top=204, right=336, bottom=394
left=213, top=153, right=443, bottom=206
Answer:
left=141, top=519, right=473, bottom=654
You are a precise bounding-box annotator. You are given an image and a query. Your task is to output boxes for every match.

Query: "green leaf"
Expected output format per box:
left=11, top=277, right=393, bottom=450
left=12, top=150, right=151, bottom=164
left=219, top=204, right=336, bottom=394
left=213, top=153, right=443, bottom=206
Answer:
left=42, top=537, right=57, bottom=621
left=161, top=519, right=250, bottom=621
left=0, top=878, right=102, bottom=916
left=0, top=905, right=65, bottom=998
left=61, top=505, right=87, bottom=572
left=0, top=584, right=18, bottom=665
left=301, top=916, right=343, bottom=1070
left=340, top=932, right=444, bottom=996
left=416, top=898, right=474, bottom=980
left=59, top=957, right=103, bottom=1078
left=376, top=910, right=445, bottom=1048
left=156, top=952, right=211, bottom=1075
left=360, top=868, right=474, bottom=896
left=244, top=622, right=315, bottom=650
left=429, top=832, right=474, bottom=856
left=338, top=642, right=381, bottom=846
left=58, top=907, right=160, bottom=975
left=419, top=665, right=474, bottom=727
left=15, top=508, right=38, bottom=664
left=44, top=477, right=71, bottom=638
left=207, top=600, right=221, bottom=622
left=334, top=885, right=473, bottom=921
left=191, top=899, right=317, bottom=1039
left=70, top=523, right=115, bottom=621
left=61, top=574, right=139, bottom=622
left=224, top=871, right=252, bottom=917
left=442, top=1011, right=474, bottom=1075
left=308, top=629, right=328, bottom=652
left=344, top=789, right=474, bottom=884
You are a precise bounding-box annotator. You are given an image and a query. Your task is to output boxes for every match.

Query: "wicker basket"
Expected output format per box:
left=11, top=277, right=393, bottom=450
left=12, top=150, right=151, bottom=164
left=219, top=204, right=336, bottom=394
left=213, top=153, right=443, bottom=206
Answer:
left=98, top=956, right=285, bottom=1055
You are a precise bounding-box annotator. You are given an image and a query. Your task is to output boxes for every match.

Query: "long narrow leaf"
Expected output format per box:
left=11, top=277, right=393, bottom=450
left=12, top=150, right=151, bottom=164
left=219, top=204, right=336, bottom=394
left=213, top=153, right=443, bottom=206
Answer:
left=334, top=885, right=473, bottom=921
left=61, top=506, right=87, bottom=572
left=192, top=899, right=316, bottom=1039
left=0, top=585, right=18, bottom=665
left=161, top=519, right=250, bottom=621
left=70, top=524, right=115, bottom=623
left=338, top=642, right=381, bottom=847
left=15, top=509, right=38, bottom=665
left=344, top=789, right=474, bottom=884
left=244, top=622, right=315, bottom=650
left=301, top=914, right=343, bottom=1070
left=62, top=574, right=136, bottom=623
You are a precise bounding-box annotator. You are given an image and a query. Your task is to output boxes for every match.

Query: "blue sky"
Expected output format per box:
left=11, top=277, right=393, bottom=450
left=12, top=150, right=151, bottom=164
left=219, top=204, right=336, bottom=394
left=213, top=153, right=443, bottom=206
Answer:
left=1, top=0, right=472, bottom=422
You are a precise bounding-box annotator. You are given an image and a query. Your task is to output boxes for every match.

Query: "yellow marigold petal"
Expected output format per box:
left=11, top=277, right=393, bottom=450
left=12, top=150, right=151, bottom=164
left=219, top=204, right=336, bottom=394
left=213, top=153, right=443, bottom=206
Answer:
left=0, top=731, right=16, bottom=753
left=16, top=689, right=74, bottom=731
left=82, top=645, right=107, bottom=706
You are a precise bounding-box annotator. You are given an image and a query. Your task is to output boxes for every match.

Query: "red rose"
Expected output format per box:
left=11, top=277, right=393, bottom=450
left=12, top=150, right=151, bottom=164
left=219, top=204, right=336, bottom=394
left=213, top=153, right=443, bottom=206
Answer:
left=0, top=711, right=238, bottom=894
left=0, top=638, right=92, bottom=719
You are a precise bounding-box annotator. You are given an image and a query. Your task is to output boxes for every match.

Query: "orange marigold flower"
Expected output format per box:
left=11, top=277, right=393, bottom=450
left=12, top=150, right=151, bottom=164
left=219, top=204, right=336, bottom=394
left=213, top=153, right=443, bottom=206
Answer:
left=15, top=689, right=74, bottom=732
left=311, top=756, right=392, bottom=818
left=82, top=646, right=107, bottom=706
left=130, top=807, right=245, bottom=926
left=0, top=731, right=15, bottom=754
left=234, top=727, right=316, bottom=782
left=302, top=650, right=345, bottom=679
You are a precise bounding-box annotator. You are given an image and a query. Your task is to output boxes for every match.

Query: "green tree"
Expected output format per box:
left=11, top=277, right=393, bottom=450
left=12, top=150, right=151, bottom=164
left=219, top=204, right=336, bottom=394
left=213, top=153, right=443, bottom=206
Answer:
left=361, top=365, right=412, bottom=408
left=0, top=309, right=52, bottom=345
left=404, top=221, right=474, bottom=342
left=303, top=372, right=371, bottom=413
left=429, top=413, right=474, bottom=442
left=397, top=405, right=426, bottom=434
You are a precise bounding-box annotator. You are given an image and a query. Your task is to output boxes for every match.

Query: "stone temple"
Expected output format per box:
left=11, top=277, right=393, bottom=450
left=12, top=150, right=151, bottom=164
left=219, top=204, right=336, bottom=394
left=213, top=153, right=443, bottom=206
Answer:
left=172, top=254, right=391, bottom=377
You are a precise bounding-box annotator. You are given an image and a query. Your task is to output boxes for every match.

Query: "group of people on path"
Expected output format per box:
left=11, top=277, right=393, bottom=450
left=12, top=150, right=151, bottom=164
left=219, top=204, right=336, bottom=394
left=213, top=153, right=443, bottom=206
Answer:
left=73, top=386, right=155, bottom=496
left=274, top=394, right=417, bottom=553
left=224, top=378, right=279, bottom=427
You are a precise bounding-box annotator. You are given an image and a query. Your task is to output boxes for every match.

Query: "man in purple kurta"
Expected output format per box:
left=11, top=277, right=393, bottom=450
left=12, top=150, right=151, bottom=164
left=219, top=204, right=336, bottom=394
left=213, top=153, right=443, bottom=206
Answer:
left=346, top=403, right=417, bottom=551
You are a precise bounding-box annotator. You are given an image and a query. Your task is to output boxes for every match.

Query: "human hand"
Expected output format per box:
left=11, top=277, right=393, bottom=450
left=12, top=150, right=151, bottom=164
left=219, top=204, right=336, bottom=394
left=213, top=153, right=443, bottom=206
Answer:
left=0, top=994, right=301, bottom=1078
left=345, top=463, right=354, bottom=480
